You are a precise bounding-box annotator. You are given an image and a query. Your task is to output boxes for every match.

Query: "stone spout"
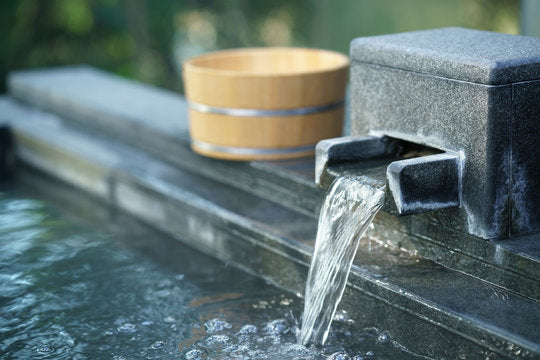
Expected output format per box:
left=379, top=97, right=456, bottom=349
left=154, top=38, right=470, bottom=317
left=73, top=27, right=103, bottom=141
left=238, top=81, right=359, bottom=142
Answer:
left=315, top=136, right=462, bottom=215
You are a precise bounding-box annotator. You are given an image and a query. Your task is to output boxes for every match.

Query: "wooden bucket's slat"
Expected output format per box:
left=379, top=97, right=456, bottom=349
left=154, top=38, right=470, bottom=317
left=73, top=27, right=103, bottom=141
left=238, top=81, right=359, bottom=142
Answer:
left=183, top=47, right=349, bottom=160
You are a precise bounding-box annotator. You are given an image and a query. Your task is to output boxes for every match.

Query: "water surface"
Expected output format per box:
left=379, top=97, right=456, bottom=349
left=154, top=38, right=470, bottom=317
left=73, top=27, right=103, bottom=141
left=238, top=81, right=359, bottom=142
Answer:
left=0, top=185, right=422, bottom=359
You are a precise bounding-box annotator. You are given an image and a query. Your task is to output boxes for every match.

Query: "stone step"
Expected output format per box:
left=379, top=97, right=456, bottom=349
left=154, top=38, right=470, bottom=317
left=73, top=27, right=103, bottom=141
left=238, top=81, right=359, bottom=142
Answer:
left=2, top=97, right=539, bottom=359
left=7, top=66, right=540, bottom=302
left=7, top=66, right=324, bottom=219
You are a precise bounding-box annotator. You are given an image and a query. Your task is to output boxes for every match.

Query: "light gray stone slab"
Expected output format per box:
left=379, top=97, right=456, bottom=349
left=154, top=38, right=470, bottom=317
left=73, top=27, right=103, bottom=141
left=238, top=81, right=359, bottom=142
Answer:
left=7, top=66, right=324, bottom=218
left=9, top=65, right=190, bottom=137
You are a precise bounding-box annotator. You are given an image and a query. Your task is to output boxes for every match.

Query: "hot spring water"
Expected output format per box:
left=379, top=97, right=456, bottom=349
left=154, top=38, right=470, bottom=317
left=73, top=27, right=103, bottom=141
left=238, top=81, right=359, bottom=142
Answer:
left=0, top=184, right=428, bottom=359
left=300, top=177, right=385, bottom=345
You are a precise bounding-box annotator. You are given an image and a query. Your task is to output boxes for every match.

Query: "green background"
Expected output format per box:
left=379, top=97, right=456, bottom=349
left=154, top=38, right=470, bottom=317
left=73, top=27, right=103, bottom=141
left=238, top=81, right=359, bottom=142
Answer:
left=0, top=0, right=520, bottom=93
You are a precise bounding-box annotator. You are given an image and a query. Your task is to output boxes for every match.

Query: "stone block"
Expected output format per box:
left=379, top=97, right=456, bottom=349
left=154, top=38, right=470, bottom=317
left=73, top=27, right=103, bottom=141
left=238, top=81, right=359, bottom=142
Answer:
left=387, top=153, right=461, bottom=215
left=350, top=27, right=540, bottom=239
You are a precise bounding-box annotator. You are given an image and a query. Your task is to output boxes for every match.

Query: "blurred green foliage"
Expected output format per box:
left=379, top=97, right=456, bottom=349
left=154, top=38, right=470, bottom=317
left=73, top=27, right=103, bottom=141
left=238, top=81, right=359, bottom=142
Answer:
left=0, top=0, right=519, bottom=93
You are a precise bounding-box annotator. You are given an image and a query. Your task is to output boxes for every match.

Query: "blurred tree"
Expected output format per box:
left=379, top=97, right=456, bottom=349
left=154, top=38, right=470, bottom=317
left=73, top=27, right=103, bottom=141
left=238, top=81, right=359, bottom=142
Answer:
left=0, top=0, right=520, bottom=94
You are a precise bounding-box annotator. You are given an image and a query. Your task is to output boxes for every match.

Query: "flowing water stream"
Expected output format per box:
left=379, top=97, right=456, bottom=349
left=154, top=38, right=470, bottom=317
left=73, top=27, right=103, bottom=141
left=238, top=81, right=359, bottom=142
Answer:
left=300, top=177, right=386, bottom=346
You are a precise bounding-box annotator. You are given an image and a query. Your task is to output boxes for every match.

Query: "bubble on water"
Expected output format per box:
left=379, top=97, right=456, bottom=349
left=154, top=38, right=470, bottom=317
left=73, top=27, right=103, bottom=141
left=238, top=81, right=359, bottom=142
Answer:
left=333, top=310, right=349, bottom=323
left=185, top=349, right=204, bottom=359
left=117, top=323, right=137, bottom=333
left=365, top=351, right=375, bottom=357
left=377, top=332, right=390, bottom=343
left=238, top=324, right=258, bottom=334
left=154, top=289, right=171, bottom=298
left=104, top=329, right=115, bottom=336
left=142, top=320, right=154, bottom=326
left=261, top=334, right=281, bottom=345
left=206, top=334, right=230, bottom=345
left=37, top=345, right=54, bottom=353
left=290, top=324, right=300, bottom=337
left=328, top=352, right=350, bottom=360
left=280, top=298, right=293, bottom=306
left=163, top=316, right=176, bottom=323
left=150, top=340, right=165, bottom=349
left=227, top=343, right=250, bottom=354
left=204, top=318, right=232, bottom=333
left=264, top=319, right=289, bottom=335
left=157, top=279, right=172, bottom=287
left=252, top=300, right=272, bottom=309
left=236, top=334, right=250, bottom=343
left=222, top=343, right=240, bottom=353
left=282, top=342, right=308, bottom=355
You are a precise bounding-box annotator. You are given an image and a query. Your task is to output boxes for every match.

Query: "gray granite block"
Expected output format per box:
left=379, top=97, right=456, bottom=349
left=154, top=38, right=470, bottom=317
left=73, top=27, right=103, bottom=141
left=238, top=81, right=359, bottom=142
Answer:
left=350, top=27, right=540, bottom=85
left=511, top=81, right=540, bottom=235
left=350, top=27, right=540, bottom=239
left=314, top=135, right=391, bottom=185
left=387, top=153, right=460, bottom=215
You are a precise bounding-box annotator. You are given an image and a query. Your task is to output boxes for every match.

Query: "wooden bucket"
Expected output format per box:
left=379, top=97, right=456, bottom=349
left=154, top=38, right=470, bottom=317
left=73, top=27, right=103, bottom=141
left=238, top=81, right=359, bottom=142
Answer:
left=182, top=47, right=349, bottom=161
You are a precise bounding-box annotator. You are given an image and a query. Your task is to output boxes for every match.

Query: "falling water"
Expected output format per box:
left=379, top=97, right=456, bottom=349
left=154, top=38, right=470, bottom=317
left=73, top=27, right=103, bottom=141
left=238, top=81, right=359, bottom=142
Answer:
left=299, top=176, right=386, bottom=345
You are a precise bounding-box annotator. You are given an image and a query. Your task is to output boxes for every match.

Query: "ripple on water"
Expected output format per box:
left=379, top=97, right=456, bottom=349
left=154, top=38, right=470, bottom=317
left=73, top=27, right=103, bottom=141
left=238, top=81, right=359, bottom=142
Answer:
left=150, top=340, right=165, bottom=349
left=37, top=345, right=55, bottom=354
left=204, top=318, right=232, bottom=333
left=117, top=323, right=137, bottom=333
left=264, top=318, right=290, bottom=335
left=206, top=334, right=230, bottom=345
left=0, top=193, right=430, bottom=360
left=163, top=316, right=177, bottom=323
left=238, top=324, right=258, bottom=334
left=185, top=349, right=205, bottom=359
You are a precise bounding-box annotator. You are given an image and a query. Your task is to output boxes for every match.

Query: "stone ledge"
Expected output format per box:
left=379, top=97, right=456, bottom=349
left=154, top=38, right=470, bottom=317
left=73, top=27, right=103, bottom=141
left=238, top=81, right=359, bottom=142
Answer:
left=8, top=66, right=324, bottom=219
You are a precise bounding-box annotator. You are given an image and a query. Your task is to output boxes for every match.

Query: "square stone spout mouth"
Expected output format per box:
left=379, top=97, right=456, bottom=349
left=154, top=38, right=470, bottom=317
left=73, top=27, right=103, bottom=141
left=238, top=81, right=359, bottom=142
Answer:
left=315, top=136, right=462, bottom=216
left=317, top=27, right=540, bottom=240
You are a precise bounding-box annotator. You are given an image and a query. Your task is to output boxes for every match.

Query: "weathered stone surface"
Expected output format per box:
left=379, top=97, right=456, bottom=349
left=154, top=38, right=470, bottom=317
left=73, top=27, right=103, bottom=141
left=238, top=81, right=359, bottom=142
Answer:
left=316, top=136, right=462, bottom=215
left=387, top=153, right=461, bottom=215
left=350, top=27, right=540, bottom=85
left=350, top=27, right=540, bottom=239
left=511, top=80, right=540, bottom=235
left=315, top=135, right=390, bottom=185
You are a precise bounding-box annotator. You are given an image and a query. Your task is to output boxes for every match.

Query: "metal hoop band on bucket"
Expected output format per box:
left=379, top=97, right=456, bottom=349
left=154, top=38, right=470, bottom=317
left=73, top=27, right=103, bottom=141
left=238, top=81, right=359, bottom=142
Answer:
left=188, top=99, right=345, bottom=117
left=191, top=139, right=316, bottom=157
